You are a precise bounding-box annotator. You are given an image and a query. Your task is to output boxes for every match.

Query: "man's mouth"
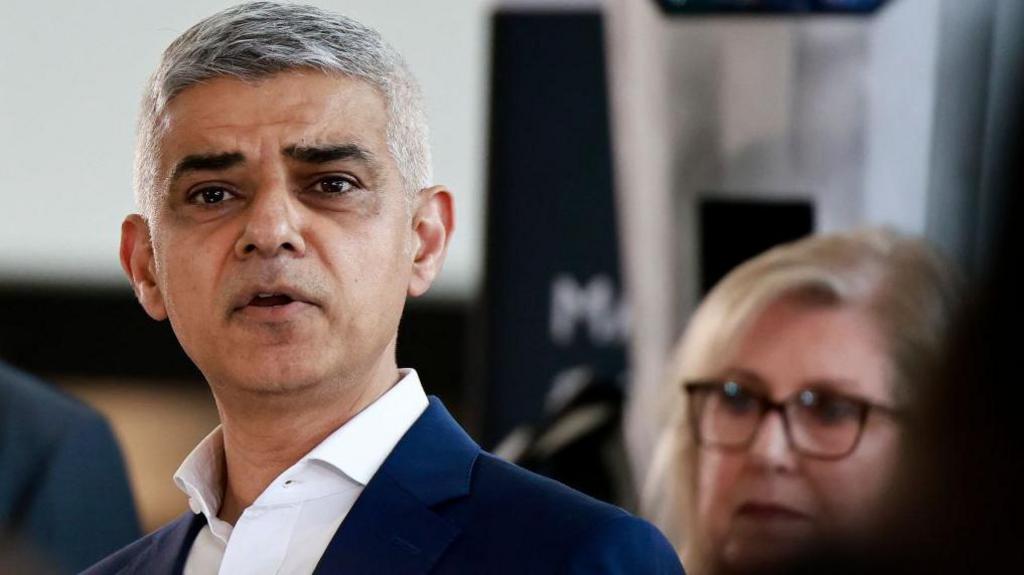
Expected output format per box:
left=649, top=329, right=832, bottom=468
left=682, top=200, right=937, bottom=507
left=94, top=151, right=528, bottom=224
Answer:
left=230, top=286, right=319, bottom=320
left=248, top=293, right=296, bottom=307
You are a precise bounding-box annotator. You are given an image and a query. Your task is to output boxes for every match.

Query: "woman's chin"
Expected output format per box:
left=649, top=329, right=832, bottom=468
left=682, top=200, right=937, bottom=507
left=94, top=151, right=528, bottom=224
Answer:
left=718, top=529, right=816, bottom=573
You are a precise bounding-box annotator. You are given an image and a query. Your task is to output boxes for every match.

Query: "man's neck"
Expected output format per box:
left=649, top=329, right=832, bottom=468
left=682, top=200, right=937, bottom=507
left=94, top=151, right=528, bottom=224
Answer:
left=212, top=361, right=401, bottom=525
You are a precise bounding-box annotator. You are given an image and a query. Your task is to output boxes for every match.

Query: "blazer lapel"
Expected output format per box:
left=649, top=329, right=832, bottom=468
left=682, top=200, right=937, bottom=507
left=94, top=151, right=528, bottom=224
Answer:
left=129, top=512, right=205, bottom=575
left=313, top=397, right=479, bottom=575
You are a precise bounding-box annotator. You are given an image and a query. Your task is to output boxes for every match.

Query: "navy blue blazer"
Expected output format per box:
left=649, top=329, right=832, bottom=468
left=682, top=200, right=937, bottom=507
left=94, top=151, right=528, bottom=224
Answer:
left=84, top=397, right=684, bottom=574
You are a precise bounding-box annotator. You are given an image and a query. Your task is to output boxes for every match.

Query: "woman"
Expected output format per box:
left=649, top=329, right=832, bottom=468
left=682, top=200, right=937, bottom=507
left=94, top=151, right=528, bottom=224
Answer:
left=642, top=228, right=958, bottom=574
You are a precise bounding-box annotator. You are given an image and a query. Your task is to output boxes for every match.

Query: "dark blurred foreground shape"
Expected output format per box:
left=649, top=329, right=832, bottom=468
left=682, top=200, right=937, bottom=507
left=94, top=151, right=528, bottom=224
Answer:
left=773, top=2, right=1024, bottom=573
left=773, top=133, right=1023, bottom=575
left=0, top=360, right=139, bottom=573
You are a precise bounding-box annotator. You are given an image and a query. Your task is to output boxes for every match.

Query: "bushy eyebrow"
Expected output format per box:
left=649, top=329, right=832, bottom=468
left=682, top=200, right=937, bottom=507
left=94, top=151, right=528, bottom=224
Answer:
left=167, top=143, right=380, bottom=187
left=282, top=143, right=376, bottom=165
left=171, top=152, right=245, bottom=182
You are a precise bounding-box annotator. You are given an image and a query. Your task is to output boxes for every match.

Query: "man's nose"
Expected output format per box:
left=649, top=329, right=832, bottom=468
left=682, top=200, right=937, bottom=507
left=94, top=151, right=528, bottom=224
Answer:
left=747, top=409, right=798, bottom=472
left=235, top=184, right=306, bottom=259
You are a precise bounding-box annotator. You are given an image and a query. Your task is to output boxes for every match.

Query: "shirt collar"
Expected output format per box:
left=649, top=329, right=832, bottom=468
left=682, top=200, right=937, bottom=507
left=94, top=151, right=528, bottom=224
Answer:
left=304, top=368, right=428, bottom=485
left=173, top=369, right=428, bottom=518
left=174, top=426, right=225, bottom=520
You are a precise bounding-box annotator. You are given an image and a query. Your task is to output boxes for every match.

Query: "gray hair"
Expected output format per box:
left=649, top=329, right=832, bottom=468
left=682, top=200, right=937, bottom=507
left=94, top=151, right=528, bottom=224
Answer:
left=135, top=1, right=432, bottom=218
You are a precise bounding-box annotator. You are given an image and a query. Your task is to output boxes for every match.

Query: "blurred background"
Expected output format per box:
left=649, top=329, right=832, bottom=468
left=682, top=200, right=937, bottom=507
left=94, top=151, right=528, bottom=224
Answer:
left=0, top=0, right=1018, bottom=544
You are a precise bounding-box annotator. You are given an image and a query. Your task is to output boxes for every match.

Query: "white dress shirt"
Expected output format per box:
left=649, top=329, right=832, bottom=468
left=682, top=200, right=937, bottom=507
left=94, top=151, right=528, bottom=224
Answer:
left=175, top=369, right=429, bottom=575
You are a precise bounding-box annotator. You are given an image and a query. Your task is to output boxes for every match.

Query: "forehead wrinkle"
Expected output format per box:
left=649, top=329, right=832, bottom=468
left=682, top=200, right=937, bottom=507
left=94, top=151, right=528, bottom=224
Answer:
left=166, top=99, right=331, bottom=139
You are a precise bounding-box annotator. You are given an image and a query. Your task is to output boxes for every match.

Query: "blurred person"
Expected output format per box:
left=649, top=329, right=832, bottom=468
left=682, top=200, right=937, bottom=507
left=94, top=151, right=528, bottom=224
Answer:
left=642, top=228, right=958, bottom=575
left=85, top=3, right=683, bottom=574
left=0, top=360, right=138, bottom=573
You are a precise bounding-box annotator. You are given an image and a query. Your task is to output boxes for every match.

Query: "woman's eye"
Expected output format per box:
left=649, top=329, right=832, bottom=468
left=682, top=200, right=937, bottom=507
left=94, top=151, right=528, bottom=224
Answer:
left=799, top=390, right=860, bottom=424
left=314, top=176, right=355, bottom=195
left=720, top=382, right=757, bottom=413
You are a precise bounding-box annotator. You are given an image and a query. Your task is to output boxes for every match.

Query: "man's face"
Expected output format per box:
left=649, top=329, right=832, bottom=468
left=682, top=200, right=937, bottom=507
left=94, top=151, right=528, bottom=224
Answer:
left=125, top=71, right=442, bottom=396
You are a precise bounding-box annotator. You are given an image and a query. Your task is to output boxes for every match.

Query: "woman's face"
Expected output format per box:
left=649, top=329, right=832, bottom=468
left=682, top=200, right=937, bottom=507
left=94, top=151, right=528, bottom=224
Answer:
left=695, top=296, right=901, bottom=571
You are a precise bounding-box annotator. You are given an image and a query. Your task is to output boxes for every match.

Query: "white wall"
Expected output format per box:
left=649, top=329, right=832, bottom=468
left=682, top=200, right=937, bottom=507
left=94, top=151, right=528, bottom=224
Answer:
left=861, top=0, right=939, bottom=235
left=0, top=0, right=492, bottom=300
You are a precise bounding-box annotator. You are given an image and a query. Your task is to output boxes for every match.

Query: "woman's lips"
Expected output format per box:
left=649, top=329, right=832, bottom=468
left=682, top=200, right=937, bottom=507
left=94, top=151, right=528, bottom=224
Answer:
left=735, top=502, right=812, bottom=522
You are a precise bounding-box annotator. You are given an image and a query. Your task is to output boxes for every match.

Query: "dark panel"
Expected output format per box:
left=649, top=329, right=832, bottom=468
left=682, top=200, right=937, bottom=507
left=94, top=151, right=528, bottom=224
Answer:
left=481, top=11, right=626, bottom=447
left=699, top=198, right=814, bottom=294
left=0, top=286, right=200, bottom=380
left=395, top=301, right=470, bottom=425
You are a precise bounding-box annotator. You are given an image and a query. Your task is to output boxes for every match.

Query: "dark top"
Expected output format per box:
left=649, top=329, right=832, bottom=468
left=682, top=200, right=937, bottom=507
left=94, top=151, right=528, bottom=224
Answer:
left=0, top=360, right=139, bottom=573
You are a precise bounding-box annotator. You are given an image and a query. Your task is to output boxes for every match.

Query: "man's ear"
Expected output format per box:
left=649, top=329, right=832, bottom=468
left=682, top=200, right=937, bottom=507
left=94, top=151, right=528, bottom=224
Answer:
left=408, top=186, right=454, bottom=297
left=120, top=214, right=168, bottom=321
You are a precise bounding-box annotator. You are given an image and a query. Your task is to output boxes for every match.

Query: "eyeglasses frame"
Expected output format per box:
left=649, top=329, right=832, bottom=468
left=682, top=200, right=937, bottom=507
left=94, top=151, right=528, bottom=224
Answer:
left=682, top=379, right=899, bottom=461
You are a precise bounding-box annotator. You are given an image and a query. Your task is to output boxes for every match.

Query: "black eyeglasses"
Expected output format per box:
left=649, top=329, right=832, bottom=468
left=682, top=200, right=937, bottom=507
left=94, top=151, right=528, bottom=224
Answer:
left=683, top=380, right=898, bottom=460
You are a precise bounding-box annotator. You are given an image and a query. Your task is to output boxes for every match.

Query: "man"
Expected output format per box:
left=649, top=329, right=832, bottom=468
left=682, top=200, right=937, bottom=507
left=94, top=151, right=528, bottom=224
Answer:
left=86, top=3, right=684, bottom=573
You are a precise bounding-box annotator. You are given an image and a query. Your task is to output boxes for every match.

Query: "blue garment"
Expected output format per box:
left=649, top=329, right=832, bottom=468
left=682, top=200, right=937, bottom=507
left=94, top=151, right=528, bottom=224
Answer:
left=84, top=397, right=684, bottom=574
left=0, top=360, right=139, bottom=573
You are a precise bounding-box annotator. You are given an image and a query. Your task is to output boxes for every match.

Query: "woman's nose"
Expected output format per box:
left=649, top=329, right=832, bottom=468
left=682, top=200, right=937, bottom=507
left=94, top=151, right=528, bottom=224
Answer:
left=747, top=409, right=798, bottom=472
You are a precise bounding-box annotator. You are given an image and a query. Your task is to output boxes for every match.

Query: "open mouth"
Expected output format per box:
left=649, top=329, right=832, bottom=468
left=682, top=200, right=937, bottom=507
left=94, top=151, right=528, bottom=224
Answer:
left=230, top=286, right=318, bottom=319
left=248, top=293, right=296, bottom=307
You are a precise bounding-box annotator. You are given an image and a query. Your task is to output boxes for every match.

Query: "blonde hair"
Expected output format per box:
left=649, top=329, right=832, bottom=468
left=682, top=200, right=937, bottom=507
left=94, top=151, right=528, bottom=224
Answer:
left=641, top=227, right=959, bottom=572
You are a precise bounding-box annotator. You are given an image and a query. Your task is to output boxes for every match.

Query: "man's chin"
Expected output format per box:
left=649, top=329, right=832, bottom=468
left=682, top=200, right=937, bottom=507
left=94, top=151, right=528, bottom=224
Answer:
left=204, top=357, right=333, bottom=399
left=231, top=377, right=322, bottom=397
left=226, top=314, right=323, bottom=348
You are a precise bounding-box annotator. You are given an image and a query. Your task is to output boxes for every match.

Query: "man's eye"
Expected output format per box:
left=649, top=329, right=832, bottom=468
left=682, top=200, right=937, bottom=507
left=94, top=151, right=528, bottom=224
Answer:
left=313, top=176, right=355, bottom=195
left=190, top=187, right=235, bottom=205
